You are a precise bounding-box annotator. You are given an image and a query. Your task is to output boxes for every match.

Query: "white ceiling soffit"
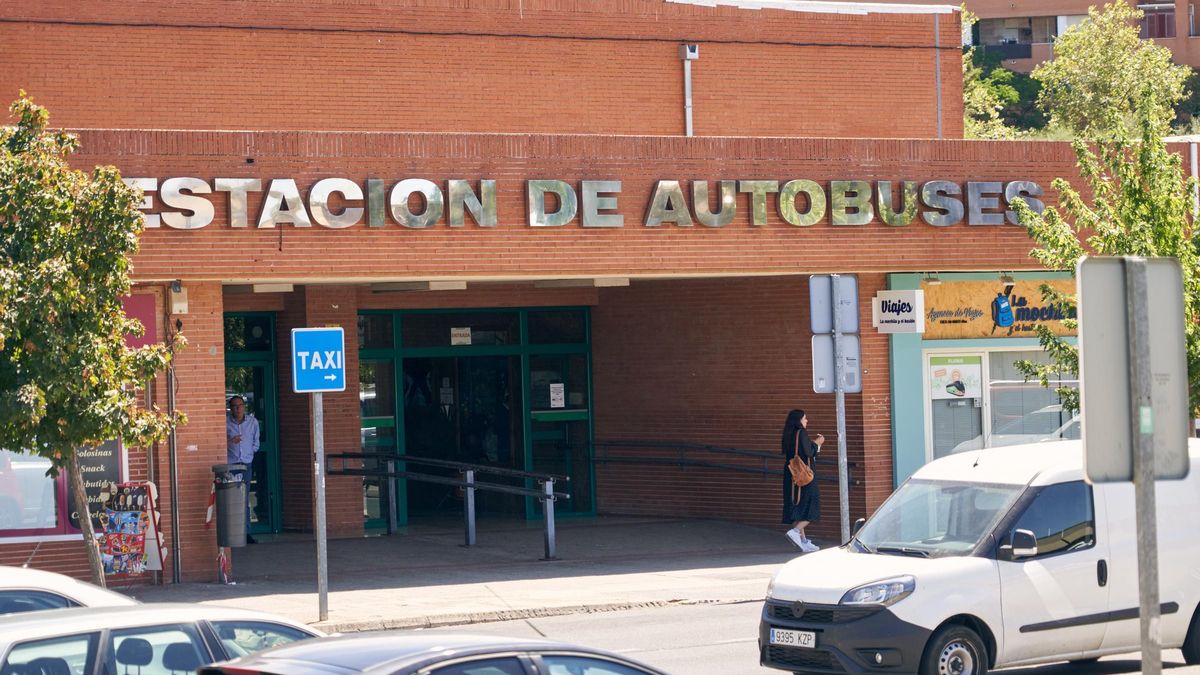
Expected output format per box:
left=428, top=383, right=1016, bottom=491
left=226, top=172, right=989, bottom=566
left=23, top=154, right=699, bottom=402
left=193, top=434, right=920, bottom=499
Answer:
left=667, top=0, right=959, bottom=15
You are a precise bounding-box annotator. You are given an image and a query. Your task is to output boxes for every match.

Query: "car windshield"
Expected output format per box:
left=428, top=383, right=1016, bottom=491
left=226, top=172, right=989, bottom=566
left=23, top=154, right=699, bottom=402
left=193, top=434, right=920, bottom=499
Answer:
left=853, top=479, right=1024, bottom=558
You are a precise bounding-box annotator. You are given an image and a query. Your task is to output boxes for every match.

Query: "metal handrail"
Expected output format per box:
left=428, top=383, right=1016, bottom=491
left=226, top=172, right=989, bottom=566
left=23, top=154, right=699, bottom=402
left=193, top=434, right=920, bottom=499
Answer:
left=593, top=440, right=859, bottom=486
left=353, top=452, right=570, bottom=484
left=327, top=456, right=570, bottom=500
left=327, top=453, right=569, bottom=560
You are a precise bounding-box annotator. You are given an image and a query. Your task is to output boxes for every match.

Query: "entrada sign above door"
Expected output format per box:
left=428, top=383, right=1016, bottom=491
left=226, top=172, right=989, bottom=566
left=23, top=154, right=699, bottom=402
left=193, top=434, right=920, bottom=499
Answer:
left=124, top=177, right=1044, bottom=230
left=921, top=279, right=1077, bottom=339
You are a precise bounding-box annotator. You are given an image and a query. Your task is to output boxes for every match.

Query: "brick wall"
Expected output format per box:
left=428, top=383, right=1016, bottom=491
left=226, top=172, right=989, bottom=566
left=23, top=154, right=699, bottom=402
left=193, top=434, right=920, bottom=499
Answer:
left=594, top=276, right=848, bottom=539
left=303, top=286, right=364, bottom=537
left=276, top=289, right=314, bottom=532
left=0, top=0, right=963, bottom=139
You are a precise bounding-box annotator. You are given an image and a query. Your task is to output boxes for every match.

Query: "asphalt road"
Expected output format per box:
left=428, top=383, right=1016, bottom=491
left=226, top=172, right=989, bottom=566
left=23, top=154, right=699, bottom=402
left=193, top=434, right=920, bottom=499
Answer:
left=410, top=601, right=1194, bottom=675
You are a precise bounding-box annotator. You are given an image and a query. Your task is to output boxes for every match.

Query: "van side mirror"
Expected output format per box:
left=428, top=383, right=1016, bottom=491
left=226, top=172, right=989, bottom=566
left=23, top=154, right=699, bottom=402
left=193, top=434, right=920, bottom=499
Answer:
left=1000, top=529, right=1038, bottom=561
left=852, top=518, right=866, bottom=535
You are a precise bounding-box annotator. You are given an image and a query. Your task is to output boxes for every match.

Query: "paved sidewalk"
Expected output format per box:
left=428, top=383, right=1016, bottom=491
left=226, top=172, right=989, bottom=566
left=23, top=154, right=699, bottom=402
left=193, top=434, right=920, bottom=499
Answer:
left=129, top=516, right=799, bottom=633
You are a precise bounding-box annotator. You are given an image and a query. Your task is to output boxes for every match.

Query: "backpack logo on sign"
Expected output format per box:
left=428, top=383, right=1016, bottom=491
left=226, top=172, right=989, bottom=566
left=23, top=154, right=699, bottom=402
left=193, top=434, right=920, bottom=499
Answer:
left=991, top=292, right=1014, bottom=333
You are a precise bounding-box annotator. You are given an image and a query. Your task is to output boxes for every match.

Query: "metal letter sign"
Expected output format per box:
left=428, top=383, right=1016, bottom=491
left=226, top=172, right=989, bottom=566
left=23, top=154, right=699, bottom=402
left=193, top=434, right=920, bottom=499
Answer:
left=291, top=327, right=346, bottom=393
left=1078, top=257, right=1189, bottom=482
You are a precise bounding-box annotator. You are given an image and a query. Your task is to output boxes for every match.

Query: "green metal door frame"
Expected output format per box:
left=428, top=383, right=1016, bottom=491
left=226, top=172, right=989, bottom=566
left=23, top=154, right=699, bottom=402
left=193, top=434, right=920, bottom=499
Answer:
left=223, top=311, right=282, bottom=534
left=357, top=307, right=595, bottom=526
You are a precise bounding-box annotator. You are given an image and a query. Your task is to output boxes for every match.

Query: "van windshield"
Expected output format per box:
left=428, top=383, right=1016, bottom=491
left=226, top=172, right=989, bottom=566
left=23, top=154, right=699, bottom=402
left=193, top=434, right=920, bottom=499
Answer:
left=853, top=479, right=1024, bottom=558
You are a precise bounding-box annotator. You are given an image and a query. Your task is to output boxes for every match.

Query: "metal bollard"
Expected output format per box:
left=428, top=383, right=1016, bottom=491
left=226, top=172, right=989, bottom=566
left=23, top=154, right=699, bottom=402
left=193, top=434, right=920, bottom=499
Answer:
left=464, top=469, right=476, bottom=547
left=541, top=479, right=557, bottom=560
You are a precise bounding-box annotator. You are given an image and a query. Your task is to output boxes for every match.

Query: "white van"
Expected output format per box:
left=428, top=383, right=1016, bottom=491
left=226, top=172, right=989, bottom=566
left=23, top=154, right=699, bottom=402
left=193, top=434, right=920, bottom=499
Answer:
left=759, top=439, right=1200, bottom=675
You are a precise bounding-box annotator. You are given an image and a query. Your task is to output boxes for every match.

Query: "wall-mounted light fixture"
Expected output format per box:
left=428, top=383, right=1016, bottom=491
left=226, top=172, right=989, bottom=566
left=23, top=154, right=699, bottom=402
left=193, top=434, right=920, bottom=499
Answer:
left=999, top=272, right=1015, bottom=284
left=169, top=280, right=188, bottom=314
left=923, top=272, right=942, bottom=286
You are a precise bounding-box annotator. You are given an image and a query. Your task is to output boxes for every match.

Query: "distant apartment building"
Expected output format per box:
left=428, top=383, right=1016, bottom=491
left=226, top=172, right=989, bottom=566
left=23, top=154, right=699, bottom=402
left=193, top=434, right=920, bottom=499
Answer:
left=966, top=0, right=1198, bottom=72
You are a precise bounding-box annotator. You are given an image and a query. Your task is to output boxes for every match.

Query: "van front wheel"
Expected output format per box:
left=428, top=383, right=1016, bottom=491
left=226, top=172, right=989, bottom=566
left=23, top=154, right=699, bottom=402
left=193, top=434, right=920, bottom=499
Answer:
left=920, top=625, right=989, bottom=675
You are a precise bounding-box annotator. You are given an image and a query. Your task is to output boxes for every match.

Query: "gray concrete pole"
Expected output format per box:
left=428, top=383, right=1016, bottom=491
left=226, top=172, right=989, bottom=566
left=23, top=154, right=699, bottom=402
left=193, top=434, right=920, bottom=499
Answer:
left=313, top=392, right=329, bottom=623
left=1125, top=258, right=1161, bottom=675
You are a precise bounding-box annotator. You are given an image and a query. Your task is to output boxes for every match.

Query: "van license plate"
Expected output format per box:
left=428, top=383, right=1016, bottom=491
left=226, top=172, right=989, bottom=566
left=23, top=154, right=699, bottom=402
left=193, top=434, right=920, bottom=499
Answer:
left=770, top=628, right=816, bottom=648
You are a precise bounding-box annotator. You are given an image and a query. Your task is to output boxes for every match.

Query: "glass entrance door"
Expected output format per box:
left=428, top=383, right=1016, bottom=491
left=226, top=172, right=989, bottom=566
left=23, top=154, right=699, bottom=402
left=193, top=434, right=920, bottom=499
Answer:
left=528, top=353, right=593, bottom=516
left=360, top=307, right=595, bottom=525
left=223, top=314, right=280, bottom=535
left=402, top=355, right=524, bottom=517
left=928, top=354, right=984, bottom=459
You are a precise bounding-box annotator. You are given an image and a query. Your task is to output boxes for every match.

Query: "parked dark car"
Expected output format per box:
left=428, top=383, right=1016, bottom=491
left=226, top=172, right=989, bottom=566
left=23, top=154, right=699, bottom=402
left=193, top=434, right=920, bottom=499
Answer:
left=199, top=632, right=671, bottom=675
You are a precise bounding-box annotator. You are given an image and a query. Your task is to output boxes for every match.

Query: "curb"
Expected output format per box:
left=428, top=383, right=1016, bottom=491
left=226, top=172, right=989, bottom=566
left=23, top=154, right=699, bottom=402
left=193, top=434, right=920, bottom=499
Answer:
left=312, top=597, right=764, bottom=634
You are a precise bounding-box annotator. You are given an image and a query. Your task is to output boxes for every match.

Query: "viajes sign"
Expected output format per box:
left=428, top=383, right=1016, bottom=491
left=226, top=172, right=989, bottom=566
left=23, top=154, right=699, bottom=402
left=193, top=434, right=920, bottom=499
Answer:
left=124, top=177, right=1044, bottom=230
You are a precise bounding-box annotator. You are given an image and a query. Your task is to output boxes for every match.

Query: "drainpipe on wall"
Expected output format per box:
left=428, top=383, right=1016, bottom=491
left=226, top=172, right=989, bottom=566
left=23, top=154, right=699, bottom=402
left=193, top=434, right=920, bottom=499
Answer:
left=164, top=289, right=182, bottom=585
left=934, top=14, right=943, bottom=140
left=1191, top=142, right=1198, bottom=216
left=680, top=44, right=699, bottom=137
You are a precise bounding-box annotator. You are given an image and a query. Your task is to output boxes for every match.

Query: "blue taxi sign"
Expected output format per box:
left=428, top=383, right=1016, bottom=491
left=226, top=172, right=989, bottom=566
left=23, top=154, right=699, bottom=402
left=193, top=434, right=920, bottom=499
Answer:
left=291, top=327, right=346, bottom=393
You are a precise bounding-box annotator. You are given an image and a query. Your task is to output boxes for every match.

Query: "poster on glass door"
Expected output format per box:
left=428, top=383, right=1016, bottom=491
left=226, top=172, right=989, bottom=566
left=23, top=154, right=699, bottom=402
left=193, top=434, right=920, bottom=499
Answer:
left=930, top=356, right=982, bottom=400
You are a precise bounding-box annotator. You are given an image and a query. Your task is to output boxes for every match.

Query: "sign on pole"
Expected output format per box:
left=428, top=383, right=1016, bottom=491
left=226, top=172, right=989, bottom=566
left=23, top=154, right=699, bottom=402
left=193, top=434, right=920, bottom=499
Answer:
left=812, top=334, right=861, bottom=394
left=1077, top=256, right=1190, bottom=675
left=1078, top=258, right=1189, bottom=482
left=291, top=327, right=345, bottom=623
left=810, top=275, right=859, bottom=334
left=292, top=327, right=347, bottom=394
left=809, top=274, right=858, bottom=545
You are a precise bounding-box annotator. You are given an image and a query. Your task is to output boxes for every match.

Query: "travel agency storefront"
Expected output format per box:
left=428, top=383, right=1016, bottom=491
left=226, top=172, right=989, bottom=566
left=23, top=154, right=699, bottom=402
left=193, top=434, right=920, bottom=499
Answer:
left=1, top=129, right=1094, bottom=581
left=887, top=273, right=1078, bottom=484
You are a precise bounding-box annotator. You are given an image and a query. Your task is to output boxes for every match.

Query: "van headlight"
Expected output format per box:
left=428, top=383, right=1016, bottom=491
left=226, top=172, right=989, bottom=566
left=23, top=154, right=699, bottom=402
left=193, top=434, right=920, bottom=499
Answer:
left=839, top=576, right=915, bottom=606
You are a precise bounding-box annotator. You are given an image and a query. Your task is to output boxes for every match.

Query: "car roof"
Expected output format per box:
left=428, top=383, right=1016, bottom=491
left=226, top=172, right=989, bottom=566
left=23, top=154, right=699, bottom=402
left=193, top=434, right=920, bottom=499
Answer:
left=0, top=603, right=320, bottom=644
left=913, top=438, right=1200, bottom=487
left=220, top=631, right=667, bottom=674
left=0, top=566, right=139, bottom=607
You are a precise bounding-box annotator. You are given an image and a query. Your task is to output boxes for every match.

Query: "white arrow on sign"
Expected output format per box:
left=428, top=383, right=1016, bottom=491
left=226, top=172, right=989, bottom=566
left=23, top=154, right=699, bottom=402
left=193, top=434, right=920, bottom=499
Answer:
left=323, top=374, right=336, bottom=381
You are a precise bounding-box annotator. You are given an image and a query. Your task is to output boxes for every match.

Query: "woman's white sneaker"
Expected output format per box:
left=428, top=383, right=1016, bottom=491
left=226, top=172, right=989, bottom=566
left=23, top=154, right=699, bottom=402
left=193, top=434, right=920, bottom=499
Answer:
left=785, top=529, right=805, bottom=548
left=799, top=539, right=820, bottom=553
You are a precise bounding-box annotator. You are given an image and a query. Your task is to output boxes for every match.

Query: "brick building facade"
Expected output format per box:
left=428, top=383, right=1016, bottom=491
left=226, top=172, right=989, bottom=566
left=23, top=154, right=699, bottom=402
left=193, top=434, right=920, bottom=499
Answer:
left=0, top=0, right=1107, bottom=582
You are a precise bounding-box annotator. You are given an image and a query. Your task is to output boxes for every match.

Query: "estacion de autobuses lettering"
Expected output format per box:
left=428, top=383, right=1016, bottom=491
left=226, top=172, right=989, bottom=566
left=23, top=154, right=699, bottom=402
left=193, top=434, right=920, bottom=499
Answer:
left=126, top=177, right=1045, bottom=230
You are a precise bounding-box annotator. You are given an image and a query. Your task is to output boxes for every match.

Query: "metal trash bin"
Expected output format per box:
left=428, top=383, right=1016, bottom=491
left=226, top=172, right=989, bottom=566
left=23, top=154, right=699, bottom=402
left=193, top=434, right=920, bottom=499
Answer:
left=212, top=463, right=247, bottom=548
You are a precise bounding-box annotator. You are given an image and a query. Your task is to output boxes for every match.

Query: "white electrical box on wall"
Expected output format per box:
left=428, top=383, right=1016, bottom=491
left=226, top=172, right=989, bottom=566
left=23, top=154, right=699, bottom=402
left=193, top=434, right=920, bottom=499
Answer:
left=170, top=286, right=188, bottom=314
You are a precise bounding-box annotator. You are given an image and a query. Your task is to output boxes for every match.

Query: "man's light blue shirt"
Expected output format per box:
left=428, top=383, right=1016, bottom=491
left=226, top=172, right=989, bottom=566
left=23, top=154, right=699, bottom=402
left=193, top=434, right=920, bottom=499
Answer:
left=226, top=413, right=261, bottom=465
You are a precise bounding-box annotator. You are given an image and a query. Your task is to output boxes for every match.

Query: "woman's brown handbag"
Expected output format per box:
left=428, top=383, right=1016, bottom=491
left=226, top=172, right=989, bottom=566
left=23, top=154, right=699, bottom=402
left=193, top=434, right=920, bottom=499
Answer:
left=788, top=455, right=814, bottom=488
left=788, top=429, right=815, bottom=505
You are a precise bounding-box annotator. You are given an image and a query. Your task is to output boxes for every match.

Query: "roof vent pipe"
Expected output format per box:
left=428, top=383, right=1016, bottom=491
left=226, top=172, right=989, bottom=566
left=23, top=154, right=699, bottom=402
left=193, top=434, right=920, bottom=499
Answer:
left=680, top=44, right=699, bottom=137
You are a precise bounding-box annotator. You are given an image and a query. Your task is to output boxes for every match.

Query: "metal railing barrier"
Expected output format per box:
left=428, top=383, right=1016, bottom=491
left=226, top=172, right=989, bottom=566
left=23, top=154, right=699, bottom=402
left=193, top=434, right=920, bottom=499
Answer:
left=592, top=439, right=859, bottom=486
left=326, top=453, right=570, bottom=560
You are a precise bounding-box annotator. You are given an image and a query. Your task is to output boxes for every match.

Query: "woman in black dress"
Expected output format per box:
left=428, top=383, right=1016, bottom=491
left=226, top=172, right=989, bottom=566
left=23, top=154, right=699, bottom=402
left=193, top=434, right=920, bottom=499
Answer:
left=781, top=409, right=824, bottom=552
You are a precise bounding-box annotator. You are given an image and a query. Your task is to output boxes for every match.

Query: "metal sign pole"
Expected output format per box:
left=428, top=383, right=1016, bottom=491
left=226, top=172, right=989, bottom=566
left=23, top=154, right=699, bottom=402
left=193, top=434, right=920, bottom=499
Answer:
left=830, top=276, right=850, bottom=544
left=313, top=392, right=329, bottom=623
left=1124, top=259, right=1161, bottom=674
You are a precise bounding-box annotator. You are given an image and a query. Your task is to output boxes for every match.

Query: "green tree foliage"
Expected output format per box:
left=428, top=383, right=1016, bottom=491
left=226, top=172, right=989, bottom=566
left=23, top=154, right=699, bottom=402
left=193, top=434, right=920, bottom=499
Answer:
left=1013, top=87, right=1200, bottom=415
left=970, top=50, right=1045, bottom=131
left=1034, top=2, right=1189, bottom=139
left=962, top=7, right=1016, bottom=139
left=0, top=93, right=183, bottom=585
left=1171, top=67, right=1200, bottom=133
left=963, top=48, right=1014, bottom=139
